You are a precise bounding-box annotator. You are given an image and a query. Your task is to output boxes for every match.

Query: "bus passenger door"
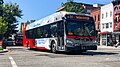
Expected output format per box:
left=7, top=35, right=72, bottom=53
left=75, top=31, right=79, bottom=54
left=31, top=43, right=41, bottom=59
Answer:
left=57, top=21, right=64, bottom=50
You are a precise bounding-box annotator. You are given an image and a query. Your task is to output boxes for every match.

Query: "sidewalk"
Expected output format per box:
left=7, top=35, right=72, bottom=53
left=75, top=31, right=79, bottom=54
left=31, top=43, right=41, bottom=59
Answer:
left=98, top=46, right=120, bottom=49
left=0, top=46, right=8, bottom=53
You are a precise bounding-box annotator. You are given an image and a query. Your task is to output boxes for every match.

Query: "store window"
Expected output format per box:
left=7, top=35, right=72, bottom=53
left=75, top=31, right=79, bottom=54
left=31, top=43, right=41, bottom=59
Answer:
left=87, top=9, right=91, bottom=13
left=110, top=22, right=112, bottom=28
left=102, top=34, right=107, bottom=45
left=106, top=12, right=108, bottom=18
left=98, top=23, right=100, bottom=30
left=106, top=23, right=109, bottom=28
left=94, top=15, right=96, bottom=22
left=102, top=24, right=104, bottom=29
left=102, top=14, right=104, bottom=19
left=98, top=14, right=100, bottom=21
left=110, top=11, right=112, bottom=17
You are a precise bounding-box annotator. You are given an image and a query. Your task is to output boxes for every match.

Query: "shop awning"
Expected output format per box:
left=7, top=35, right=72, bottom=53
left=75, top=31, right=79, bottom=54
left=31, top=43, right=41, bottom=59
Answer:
left=112, top=32, right=120, bottom=34
left=99, top=31, right=111, bottom=34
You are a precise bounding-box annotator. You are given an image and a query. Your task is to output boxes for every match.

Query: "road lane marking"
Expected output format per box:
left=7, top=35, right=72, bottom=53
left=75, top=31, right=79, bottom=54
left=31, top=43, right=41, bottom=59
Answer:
left=9, top=56, right=18, bottom=67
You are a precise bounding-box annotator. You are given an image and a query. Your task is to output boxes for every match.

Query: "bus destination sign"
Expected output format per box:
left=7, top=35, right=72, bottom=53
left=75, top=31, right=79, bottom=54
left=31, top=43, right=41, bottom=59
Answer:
left=65, top=14, right=90, bottom=20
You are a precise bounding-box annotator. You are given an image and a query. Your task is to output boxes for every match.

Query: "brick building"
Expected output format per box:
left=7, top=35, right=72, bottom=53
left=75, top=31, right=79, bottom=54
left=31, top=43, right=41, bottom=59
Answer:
left=91, top=7, right=101, bottom=31
left=112, top=0, right=120, bottom=45
left=90, top=7, right=101, bottom=45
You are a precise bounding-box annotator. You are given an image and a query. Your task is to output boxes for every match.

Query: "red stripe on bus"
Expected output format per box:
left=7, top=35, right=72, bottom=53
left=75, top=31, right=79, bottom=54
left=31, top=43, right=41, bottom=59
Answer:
left=67, top=35, right=96, bottom=38
left=36, top=47, right=48, bottom=50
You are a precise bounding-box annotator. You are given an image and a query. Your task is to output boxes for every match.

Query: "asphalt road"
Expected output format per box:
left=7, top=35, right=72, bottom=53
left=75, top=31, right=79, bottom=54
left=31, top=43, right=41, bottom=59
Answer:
left=0, top=46, right=120, bottom=67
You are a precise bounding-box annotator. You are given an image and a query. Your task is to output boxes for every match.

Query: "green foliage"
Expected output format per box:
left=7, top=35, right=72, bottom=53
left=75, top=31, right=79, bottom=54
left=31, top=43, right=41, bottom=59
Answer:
left=0, top=17, right=8, bottom=35
left=2, top=3, right=23, bottom=37
left=59, top=0, right=85, bottom=13
left=0, top=46, right=3, bottom=50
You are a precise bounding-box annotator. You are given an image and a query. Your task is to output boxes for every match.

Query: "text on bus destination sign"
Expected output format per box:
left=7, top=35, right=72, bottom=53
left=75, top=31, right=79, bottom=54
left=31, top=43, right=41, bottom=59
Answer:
left=66, top=15, right=90, bottom=20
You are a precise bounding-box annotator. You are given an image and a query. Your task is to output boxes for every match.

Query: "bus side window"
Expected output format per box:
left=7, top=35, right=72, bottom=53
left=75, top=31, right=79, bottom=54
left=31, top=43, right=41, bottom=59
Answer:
left=50, top=23, right=57, bottom=37
left=40, top=27, right=44, bottom=37
left=57, top=21, right=64, bottom=37
left=27, top=30, right=33, bottom=38
left=26, top=30, right=29, bottom=38
left=36, top=27, right=43, bottom=38
left=43, top=25, right=50, bottom=38
left=47, top=25, right=51, bottom=37
left=33, top=28, right=37, bottom=38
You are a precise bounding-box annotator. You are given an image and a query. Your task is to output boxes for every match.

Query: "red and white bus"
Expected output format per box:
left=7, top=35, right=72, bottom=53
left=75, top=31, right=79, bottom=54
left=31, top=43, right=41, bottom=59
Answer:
left=23, top=11, right=97, bottom=53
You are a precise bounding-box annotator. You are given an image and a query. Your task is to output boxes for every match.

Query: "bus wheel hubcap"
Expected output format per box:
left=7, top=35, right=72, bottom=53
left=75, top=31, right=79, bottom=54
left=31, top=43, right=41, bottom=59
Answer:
left=52, top=43, right=56, bottom=52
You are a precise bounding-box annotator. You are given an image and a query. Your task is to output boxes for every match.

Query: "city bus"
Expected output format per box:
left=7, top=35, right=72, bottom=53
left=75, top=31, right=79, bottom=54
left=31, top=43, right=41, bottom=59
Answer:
left=23, top=11, right=97, bottom=53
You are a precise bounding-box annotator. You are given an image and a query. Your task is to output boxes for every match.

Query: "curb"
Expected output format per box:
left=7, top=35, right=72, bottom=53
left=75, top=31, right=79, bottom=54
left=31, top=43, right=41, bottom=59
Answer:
left=0, top=49, right=8, bottom=53
left=98, top=46, right=120, bottom=49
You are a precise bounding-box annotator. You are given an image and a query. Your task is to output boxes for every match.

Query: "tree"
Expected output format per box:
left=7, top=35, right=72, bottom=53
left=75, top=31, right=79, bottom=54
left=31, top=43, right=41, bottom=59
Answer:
left=0, top=17, right=8, bottom=35
left=2, top=3, right=23, bottom=37
left=58, top=0, right=85, bottom=13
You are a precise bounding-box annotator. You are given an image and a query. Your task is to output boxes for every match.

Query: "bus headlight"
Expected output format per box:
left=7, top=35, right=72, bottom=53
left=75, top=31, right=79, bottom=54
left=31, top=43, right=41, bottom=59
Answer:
left=66, top=39, right=74, bottom=47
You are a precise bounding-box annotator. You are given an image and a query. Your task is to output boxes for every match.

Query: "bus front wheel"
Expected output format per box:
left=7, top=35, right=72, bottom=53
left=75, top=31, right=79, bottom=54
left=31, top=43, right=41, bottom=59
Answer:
left=51, top=41, right=57, bottom=53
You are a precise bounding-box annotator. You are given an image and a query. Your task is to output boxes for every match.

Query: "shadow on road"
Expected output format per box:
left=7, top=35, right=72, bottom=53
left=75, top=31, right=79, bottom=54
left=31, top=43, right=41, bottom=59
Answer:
left=32, top=49, right=119, bottom=57
left=35, top=48, right=118, bottom=54
left=67, top=51, right=119, bottom=56
left=35, top=51, right=119, bottom=58
left=8, top=47, right=119, bottom=56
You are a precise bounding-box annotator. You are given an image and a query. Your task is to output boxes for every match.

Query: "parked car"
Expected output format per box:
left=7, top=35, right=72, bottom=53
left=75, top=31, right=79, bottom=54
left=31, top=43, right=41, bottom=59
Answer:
left=7, top=38, right=15, bottom=46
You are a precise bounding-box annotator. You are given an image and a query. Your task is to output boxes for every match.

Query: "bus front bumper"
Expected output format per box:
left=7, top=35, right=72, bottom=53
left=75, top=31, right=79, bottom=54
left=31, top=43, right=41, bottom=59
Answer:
left=65, top=45, right=97, bottom=52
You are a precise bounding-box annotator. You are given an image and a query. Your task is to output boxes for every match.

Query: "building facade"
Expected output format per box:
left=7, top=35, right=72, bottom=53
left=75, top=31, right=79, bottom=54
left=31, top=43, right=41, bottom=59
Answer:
left=90, top=7, right=101, bottom=45
left=91, top=7, right=101, bottom=31
left=20, top=20, right=36, bottom=34
left=112, top=0, right=120, bottom=45
left=100, top=3, right=114, bottom=46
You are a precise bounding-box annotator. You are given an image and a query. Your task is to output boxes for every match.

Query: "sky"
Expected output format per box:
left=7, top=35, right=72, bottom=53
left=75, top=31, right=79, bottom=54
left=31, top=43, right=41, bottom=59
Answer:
left=4, top=0, right=112, bottom=29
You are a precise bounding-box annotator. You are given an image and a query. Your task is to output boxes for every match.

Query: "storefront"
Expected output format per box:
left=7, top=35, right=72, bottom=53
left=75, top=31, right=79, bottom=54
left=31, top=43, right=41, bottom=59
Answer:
left=112, top=31, right=120, bottom=45
left=100, top=32, right=113, bottom=46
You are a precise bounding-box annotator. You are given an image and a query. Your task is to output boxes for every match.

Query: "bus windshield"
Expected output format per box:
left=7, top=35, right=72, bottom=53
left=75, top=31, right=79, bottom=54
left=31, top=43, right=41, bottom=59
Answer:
left=66, top=20, right=95, bottom=36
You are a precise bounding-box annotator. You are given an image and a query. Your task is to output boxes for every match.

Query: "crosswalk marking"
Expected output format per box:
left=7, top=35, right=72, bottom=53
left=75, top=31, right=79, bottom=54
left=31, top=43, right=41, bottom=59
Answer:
left=9, top=56, right=18, bottom=67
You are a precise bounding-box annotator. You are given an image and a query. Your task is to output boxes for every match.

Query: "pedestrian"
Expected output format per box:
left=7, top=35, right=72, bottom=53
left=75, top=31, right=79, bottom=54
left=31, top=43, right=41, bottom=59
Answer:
left=115, top=40, right=120, bottom=48
left=2, top=37, right=7, bottom=49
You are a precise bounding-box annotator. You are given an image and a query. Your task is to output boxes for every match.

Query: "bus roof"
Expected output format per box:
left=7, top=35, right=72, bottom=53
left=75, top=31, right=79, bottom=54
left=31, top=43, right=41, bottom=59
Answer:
left=26, top=11, right=91, bottom=30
